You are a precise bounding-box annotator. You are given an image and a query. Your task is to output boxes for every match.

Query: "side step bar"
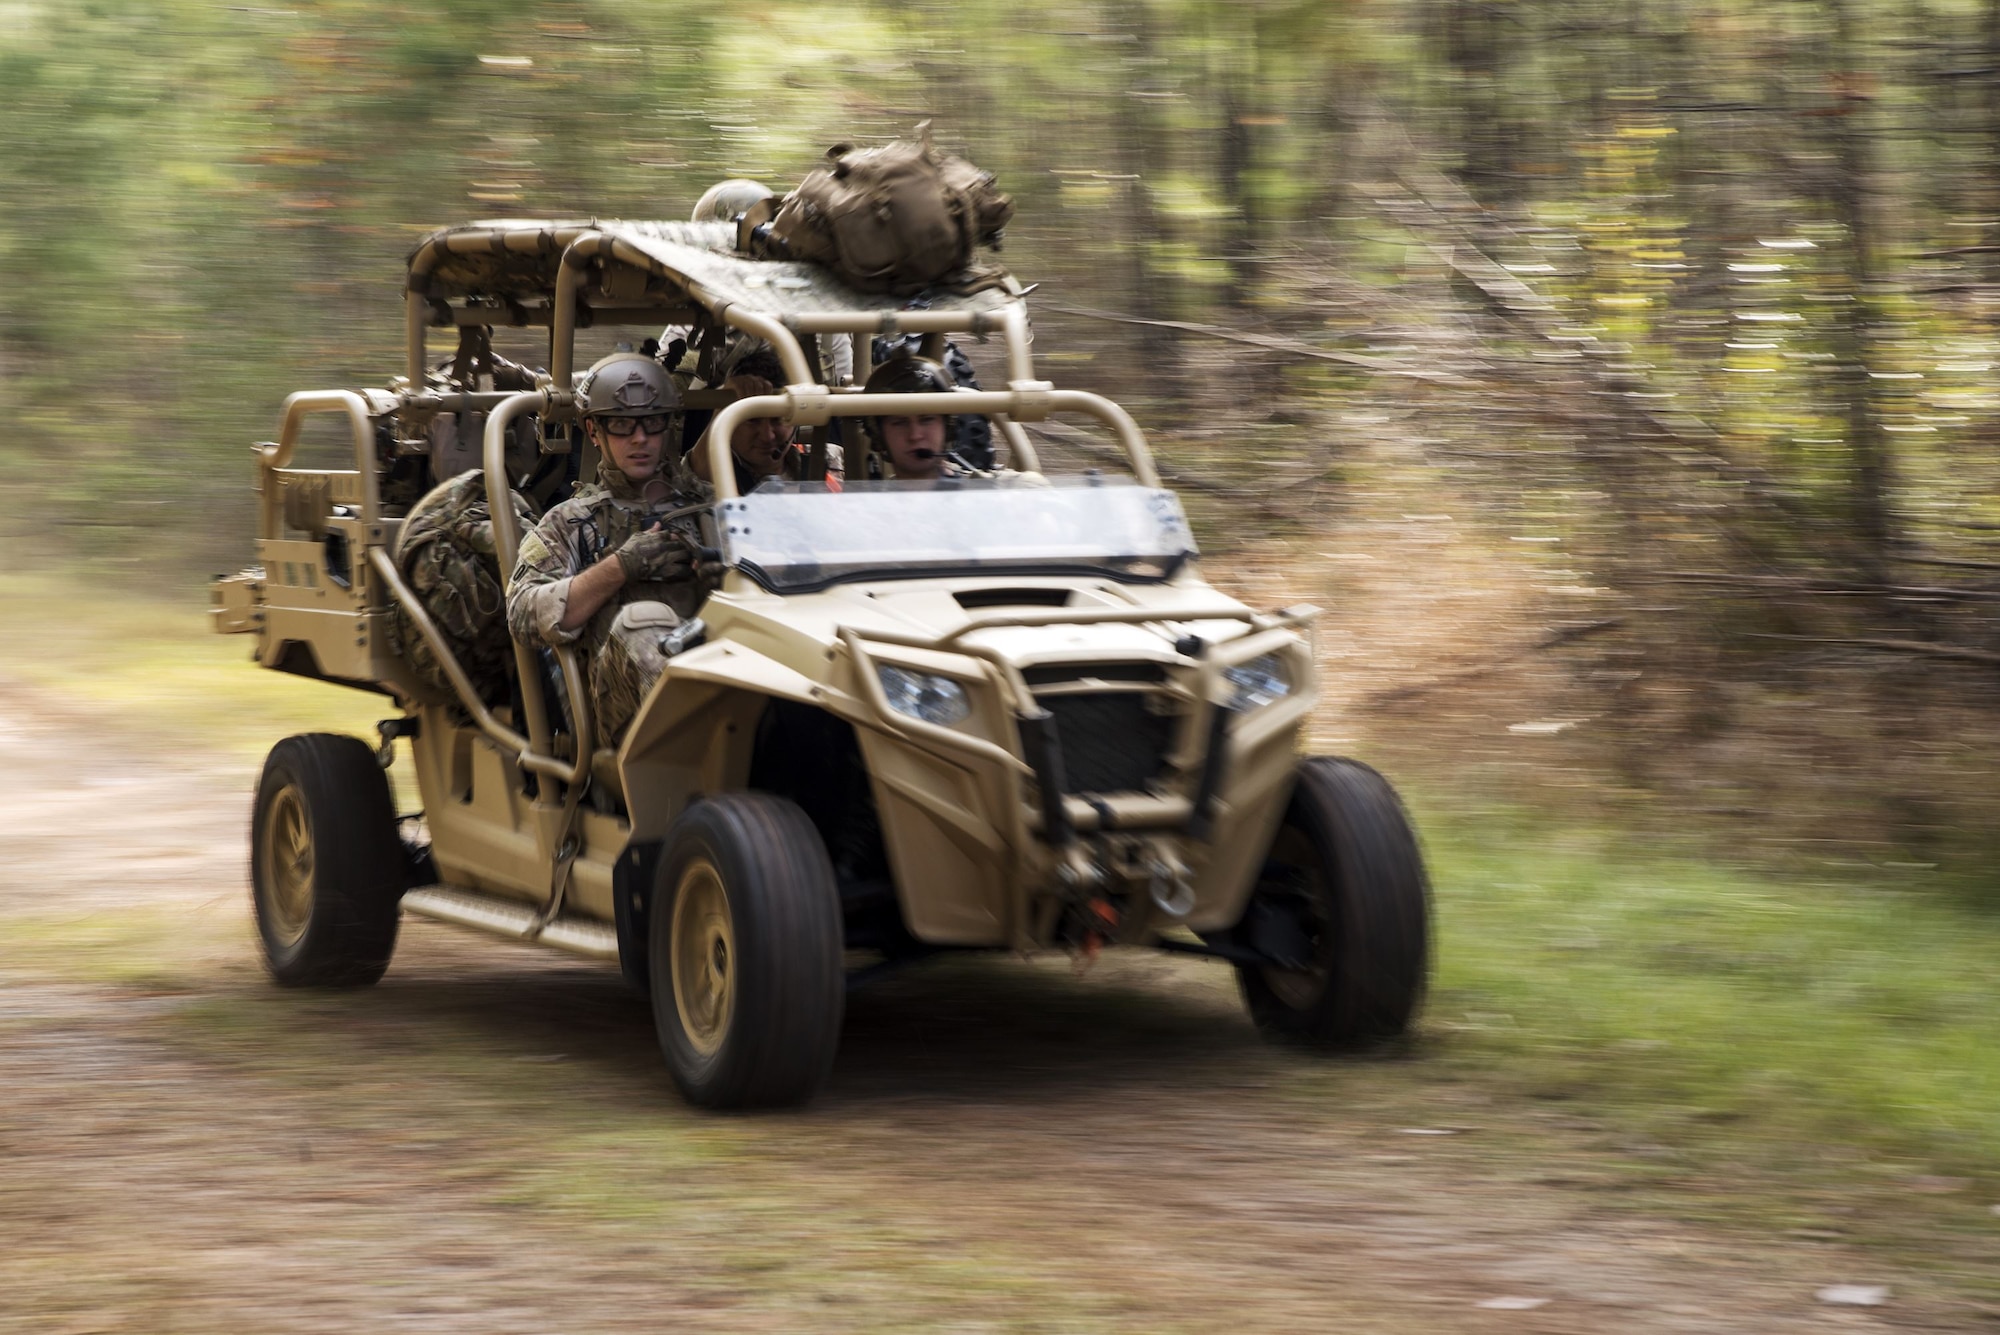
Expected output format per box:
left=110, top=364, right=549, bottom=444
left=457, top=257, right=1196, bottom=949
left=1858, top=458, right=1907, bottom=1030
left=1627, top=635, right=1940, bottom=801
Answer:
left=401, top=885, right=621, bottom=962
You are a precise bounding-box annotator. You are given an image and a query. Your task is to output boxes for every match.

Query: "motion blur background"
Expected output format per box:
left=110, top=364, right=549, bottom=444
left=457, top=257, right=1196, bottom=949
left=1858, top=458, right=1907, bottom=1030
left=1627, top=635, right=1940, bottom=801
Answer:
left=10, top=0, right=2000, bottom=854
left=3, top=5, right=1999, bottom=1328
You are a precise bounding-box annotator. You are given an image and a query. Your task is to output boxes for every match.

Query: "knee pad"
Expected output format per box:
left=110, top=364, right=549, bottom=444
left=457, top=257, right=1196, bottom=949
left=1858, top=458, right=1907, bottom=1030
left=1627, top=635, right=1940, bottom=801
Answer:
left=609, top=601, right=681, bottom=637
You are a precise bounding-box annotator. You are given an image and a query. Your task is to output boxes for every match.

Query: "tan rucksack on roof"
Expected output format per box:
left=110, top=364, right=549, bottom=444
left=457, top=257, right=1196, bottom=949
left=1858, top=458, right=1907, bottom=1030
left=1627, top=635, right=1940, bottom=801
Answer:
left=762, top=124, right=1013, bottom=295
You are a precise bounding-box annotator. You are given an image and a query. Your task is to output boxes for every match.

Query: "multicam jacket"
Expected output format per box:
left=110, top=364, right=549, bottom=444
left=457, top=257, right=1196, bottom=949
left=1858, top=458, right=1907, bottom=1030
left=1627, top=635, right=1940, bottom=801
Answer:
left=505, top=464, right=708, bottom=657
left=390, top=469, right=538, bottom=705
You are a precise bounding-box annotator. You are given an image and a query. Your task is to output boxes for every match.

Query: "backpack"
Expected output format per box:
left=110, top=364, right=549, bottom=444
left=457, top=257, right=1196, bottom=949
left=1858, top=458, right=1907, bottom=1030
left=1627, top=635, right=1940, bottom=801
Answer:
left=389, top=469, right=538, bottom=706
left=764, top=125, right=1012, bottom=295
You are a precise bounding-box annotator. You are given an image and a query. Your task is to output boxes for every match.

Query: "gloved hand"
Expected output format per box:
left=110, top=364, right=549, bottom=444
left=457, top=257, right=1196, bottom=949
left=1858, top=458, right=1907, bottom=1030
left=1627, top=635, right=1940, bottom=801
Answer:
left=616, top=524, right=696, bottom=584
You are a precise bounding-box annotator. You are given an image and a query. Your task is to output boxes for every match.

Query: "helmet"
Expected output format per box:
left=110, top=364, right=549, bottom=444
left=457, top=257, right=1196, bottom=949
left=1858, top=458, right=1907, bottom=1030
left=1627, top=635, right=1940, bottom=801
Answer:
left=862, top=355, right=956, bottom=475
left=692, top=178, right=776, bottom=224
left=576, top=351, right=679, bottom=418
left=862, top=354, right=954, bottom=397
left=870, top=335, right=995, bottom=470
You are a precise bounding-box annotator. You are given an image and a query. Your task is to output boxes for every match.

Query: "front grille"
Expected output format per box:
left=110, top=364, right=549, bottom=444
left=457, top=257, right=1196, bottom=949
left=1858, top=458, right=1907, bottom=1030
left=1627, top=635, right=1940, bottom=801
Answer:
left=1022, top=662, right=1166, bottom=687
left=1040, top=692, right=1175, bottom=794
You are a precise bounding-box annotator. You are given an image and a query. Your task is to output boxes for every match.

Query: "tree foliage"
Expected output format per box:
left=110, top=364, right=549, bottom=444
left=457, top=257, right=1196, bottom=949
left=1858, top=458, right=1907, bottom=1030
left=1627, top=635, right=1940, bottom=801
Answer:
left=7, top=0, right=2000, bottom=842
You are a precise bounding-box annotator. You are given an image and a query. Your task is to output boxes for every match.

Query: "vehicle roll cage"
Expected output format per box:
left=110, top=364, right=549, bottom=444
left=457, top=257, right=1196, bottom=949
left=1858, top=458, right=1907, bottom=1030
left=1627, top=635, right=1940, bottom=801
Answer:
left=261, top=219, right=1168, bottom=785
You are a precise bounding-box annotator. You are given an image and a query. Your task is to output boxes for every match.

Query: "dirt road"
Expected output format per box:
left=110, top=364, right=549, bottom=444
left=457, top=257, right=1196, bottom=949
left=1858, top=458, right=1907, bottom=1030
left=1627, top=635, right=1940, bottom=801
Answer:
left=0, top=686, right=1968, bottom=1333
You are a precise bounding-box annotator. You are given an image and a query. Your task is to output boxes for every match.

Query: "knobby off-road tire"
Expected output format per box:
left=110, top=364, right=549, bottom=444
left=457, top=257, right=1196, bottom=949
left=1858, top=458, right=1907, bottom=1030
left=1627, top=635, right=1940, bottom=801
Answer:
left=650, top=793, right=844, bottom=1109
left=1235, top=756, right=1430, bottom=1048
left=250, top=733, right=404, bottom=987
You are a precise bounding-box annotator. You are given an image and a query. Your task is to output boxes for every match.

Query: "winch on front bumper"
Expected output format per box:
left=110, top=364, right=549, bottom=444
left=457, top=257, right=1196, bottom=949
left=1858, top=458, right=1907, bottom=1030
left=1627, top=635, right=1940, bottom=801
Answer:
left=832, top=599, right=1319, bottom=951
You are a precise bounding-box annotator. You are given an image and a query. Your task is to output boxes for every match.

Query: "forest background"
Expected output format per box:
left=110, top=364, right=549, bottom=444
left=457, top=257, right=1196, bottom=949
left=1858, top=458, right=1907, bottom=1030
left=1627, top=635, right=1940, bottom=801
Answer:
left=6, top=0, right=2000, bottom=859
left=9, top=6, right=2000, bottom=1316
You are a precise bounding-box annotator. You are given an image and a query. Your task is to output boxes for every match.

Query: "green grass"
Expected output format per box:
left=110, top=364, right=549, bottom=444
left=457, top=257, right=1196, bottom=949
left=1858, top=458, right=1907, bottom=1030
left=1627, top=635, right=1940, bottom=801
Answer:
left=1424, top=813, right=2000, bottom=1183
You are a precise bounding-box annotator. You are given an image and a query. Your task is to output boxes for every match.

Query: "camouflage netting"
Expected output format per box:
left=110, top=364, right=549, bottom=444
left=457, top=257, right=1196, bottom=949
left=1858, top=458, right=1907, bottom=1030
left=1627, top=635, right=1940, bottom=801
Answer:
left=407, top=220, right=1021, bottom=315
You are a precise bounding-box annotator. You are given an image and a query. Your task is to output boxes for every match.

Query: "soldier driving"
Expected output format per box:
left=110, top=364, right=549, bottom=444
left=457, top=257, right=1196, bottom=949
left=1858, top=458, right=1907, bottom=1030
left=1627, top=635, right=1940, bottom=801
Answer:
left=863, top=354, right=959, bottom=481
left=506, top=351, right=710, bottom=744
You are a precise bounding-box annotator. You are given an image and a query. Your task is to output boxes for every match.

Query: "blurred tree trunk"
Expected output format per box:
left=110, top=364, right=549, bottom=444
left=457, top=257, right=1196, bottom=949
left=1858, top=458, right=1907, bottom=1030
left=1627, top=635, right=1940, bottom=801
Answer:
left=1987, top=0, right=2000, bottom=281
left=1824, top=0, right=1897, bottom=585
left=1217, top=76, right=1257, bottom=309
left=1115, top=0, right=1173, bottom=362
left=1310, top=53, right=1367, bottom=255
left=1437, top=0, right=1509, bottom=206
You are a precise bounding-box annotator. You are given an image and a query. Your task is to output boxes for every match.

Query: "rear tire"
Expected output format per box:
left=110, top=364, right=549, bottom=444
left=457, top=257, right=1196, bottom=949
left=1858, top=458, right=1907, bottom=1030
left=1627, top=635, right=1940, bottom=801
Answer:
left=649, top=793, right=844, bottom=1109
left=1234, top=757, right=1429, bottom=1047
left=250, top=733, right=404, bottom=987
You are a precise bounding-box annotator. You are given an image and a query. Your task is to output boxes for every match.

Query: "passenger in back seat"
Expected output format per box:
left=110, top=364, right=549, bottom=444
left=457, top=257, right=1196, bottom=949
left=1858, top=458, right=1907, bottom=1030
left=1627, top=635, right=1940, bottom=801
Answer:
left=682, top=373, right=844, bottom=495
left=506, top=352, right=714, bottom=745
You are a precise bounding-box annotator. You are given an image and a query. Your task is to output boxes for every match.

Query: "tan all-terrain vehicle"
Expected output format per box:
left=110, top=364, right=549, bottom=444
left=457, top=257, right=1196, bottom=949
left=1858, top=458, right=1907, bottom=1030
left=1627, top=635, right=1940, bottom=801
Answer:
left=213, top=215, right=1430, bottom=1108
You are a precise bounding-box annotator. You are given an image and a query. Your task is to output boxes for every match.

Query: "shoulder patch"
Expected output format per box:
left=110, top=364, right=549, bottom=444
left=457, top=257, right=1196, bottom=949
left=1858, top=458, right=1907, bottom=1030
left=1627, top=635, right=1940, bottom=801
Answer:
left=515, top=529, right=552, bottom=567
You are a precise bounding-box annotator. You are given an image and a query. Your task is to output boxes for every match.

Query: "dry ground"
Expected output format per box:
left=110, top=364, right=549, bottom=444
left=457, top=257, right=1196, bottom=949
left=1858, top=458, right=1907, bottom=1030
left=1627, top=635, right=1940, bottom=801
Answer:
left=0, top=673, right=1985, bottom=1334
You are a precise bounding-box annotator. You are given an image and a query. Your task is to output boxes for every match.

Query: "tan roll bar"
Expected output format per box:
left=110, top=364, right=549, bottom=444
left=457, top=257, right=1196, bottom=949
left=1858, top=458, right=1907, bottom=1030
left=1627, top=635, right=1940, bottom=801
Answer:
left=482, top=390, right=561, bottom=769
left=783, top=302, right=1038, bottom=386
left=255, top=391, right=380, bottom=541
left=406, top=223, right=1043, bottom=422
left=367, top=547, right=531, bottom=757
left=405, top=223, right=593, bottom=388
left=988, top=414, right=1038, bottom=467
left=688, top=283, right=821, bottom=389
left=548, top=232, right=618, bottom=394
left=704, top=387, right=1157, bottom=501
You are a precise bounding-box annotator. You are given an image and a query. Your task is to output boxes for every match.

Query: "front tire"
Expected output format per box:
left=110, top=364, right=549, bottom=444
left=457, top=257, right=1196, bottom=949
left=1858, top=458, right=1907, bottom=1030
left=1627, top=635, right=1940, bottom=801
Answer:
left=250, top=733, right=405, bottom=987
left=649, top=794, right=844, bottom=1109
left=1234, top=757, right=1430, bottom=1047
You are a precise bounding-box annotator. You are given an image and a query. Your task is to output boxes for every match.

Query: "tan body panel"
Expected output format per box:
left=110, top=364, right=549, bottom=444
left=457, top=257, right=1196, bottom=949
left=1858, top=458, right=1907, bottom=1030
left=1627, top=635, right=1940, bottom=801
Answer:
left=609, top=575, right=1311, bottom=949
left=407, top=706, right=627, bottom=920
left=854, top=726, right=1020, bottom=945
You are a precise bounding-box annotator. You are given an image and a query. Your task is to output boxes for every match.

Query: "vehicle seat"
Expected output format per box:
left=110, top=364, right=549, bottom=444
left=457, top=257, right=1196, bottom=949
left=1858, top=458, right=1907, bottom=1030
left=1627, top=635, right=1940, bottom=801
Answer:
left=591, top=748, right=624, bottom=806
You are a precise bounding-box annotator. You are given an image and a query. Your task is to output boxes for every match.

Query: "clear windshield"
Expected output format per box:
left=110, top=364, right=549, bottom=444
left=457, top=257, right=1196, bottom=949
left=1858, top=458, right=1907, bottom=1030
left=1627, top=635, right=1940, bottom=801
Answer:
left=715, top=476, right=1199, bottom=593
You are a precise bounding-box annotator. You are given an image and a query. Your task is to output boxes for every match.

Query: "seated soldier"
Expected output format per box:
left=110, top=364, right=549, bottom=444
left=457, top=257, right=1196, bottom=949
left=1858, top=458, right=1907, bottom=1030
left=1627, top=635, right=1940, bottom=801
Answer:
left=684, top=373, right=844, bottom=494
left=728, top=349, right=846, bottom=482
left=506, top=352, right=711, bottom=746
left=862, top=354, right=962, bottom=482
left=869, top=333, right=995, bottom=470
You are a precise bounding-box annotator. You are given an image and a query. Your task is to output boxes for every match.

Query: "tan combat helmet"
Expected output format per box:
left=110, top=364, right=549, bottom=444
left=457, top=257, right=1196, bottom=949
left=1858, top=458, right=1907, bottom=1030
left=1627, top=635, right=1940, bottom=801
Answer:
left=577, top=351, right=680, bottom=419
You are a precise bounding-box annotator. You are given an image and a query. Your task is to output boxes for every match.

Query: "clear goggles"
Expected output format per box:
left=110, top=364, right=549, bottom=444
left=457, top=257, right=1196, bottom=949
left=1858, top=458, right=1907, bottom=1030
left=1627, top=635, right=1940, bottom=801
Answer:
left=599, top=413, right=671, bottom=438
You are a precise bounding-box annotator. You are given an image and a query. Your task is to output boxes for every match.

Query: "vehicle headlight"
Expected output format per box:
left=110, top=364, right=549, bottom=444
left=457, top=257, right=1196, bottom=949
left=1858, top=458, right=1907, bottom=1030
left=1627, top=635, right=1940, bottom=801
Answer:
left=1223, top=653, right=1292, bottom=711
left=877, top=665, right=972, bottom=727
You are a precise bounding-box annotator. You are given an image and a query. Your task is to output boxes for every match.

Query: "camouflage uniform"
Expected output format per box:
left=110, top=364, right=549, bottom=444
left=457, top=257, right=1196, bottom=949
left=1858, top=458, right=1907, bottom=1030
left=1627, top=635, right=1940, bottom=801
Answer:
left=390, top=470, right=538, bottom=706
left=506, top=465, right=708, bottom=744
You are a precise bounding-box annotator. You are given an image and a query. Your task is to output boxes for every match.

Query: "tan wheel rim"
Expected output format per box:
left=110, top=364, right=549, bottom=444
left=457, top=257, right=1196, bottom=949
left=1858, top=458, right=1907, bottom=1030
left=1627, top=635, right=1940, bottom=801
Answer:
left=1260, top=824, right=1330, bottom=1011
left=260, top=784, right=314, bottom=949
left=670, top=858, right=736, bottom=1058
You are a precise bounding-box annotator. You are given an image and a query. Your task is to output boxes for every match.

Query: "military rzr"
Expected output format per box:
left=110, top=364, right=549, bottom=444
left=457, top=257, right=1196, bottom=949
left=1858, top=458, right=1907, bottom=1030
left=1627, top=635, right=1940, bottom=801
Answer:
left=213, top=132, right=1431, bottom=1110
